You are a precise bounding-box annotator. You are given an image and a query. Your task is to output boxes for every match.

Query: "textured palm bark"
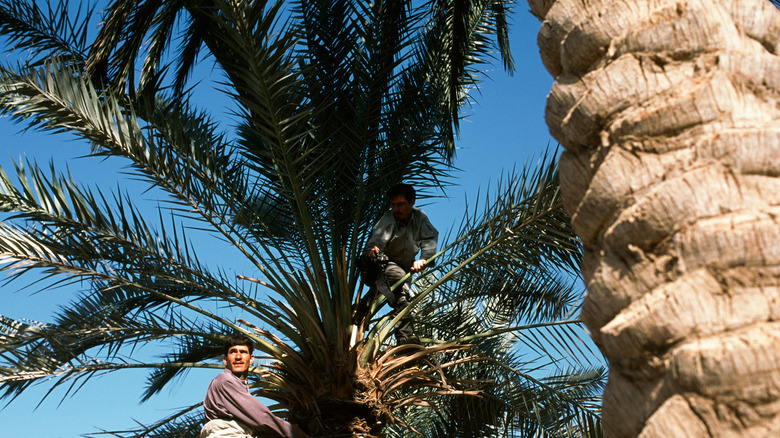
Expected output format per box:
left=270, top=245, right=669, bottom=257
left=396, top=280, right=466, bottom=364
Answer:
left=528, top=0, right=780, bottom=436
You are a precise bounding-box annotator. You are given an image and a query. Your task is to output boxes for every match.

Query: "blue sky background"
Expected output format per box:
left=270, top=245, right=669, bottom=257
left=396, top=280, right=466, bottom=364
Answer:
left=0, top=4, right=562, bottom=437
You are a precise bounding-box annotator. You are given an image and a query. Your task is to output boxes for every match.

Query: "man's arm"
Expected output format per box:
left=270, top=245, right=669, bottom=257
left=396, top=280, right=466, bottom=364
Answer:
left=212, top=373, right=305, bottom=438
left=364, top=212, right=394, bottom=256
left=416, top=211, right=439, bottom=268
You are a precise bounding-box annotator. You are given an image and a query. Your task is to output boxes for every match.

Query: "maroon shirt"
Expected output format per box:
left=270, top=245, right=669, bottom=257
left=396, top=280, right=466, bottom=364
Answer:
left=204, top=369, right=299, bottom=438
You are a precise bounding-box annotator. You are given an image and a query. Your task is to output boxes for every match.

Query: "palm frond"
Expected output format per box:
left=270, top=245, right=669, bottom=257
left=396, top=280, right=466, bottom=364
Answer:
left=416, top=0, right=516, bottom=138
left=85, top=403, right=204, bottom=438
left=0, top=0, right=92, bottom=66
left=0, top=60, right=310, bottom=267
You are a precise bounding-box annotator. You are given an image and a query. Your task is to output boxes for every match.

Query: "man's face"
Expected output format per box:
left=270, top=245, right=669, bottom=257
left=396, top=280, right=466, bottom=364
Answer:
left=390, top=194, right=413, bottom=223
left=223, top=344, right=254, bottom=376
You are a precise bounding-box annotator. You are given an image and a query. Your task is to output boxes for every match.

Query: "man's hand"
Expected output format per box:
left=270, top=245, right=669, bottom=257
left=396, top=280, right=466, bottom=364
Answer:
left=410, top=259, right=427, bottom=272
left=364, top=246, right=379, bottom=257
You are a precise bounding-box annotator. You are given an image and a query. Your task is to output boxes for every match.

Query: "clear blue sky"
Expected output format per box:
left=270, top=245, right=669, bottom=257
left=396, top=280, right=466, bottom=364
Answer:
left=0, top=5, right=558, bottom=437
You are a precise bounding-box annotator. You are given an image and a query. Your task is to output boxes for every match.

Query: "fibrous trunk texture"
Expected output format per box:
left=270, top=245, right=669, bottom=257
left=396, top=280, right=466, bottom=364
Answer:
left=529, top=0, right=780, bottom=436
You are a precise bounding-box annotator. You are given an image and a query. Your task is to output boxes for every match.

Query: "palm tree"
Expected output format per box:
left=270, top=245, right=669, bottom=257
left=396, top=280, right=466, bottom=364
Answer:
left=0, top=0, right=604, bottom=436
left=528, top=0, right=780, bottom=436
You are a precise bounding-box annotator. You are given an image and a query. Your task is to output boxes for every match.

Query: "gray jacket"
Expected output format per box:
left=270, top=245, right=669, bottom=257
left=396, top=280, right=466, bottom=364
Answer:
left=365, top=207, right=438, bottom=271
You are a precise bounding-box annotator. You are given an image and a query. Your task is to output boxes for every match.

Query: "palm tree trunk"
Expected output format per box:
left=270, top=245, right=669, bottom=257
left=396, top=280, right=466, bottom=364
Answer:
left=529, top=0, right=780, bottom=436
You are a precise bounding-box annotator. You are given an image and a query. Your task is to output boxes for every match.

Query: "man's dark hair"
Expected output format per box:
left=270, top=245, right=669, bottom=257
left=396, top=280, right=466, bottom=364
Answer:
left=224, top=336, right=254, bottom=356
left=388, top=183, right=415, bottom=204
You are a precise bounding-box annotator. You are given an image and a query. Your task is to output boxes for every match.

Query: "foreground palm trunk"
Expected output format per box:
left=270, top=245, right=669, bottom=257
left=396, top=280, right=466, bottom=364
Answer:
left=529, top=0, right=780, bottom=436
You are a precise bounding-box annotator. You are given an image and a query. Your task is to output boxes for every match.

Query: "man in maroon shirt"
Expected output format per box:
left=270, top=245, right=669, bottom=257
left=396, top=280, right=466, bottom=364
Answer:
left=200, top=336, right=308, bottom=438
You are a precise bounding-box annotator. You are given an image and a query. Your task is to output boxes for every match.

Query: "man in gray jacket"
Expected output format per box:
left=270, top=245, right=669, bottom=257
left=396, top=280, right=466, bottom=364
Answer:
left=201, top=336, right=308, bottom=438
left=363, top=183, right=438, bottom=345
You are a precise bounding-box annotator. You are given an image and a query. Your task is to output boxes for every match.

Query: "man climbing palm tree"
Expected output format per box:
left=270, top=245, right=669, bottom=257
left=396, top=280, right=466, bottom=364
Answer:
left=362, top=183, right=438, bottom=345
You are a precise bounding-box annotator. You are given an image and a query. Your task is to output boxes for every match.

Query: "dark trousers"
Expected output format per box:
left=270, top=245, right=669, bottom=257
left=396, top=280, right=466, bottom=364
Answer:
left=375, top=262, right=415, bottom=340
